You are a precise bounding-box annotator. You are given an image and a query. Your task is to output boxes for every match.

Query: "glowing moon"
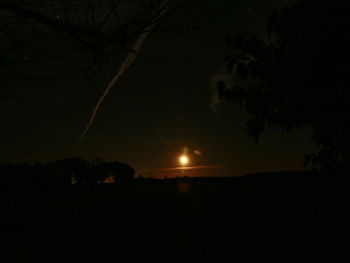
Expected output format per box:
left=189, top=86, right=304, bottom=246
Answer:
left=179, top=155, right=189, bottom=166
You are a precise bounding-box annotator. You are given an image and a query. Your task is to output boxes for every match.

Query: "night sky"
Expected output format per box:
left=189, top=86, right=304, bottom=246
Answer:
left=0, top=0, right=314, bottom=177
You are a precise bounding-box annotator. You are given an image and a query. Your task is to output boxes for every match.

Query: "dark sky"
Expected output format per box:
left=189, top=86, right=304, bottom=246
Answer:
left=0, top=0, right=314, bottom=177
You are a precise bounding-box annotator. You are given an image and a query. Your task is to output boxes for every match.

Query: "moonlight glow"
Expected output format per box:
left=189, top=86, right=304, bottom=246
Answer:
left=179, top=155, right=189, bottom=166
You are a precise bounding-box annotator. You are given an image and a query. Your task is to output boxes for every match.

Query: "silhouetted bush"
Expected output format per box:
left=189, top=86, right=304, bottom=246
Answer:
left=0, top=158, right=135, bottom=189
left=220, top=0, right=350, bottom=174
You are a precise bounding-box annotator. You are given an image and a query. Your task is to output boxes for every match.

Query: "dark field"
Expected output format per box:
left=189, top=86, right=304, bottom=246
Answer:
left=1, top=172, right=339, bottom=262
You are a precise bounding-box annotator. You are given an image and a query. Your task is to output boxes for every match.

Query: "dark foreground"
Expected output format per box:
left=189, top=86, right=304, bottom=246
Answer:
left=0, top=172, right=343, bottom=262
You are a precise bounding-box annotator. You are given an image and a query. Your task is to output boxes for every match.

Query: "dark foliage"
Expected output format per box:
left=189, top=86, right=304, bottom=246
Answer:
left=0, top=0, right=184, bottom=87
left=0, top=157, right=135, bottom=189
left=220, top=0, right=350, bottom=173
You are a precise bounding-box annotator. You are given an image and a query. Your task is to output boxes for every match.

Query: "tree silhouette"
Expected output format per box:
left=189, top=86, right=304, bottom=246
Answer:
left=0, top=0, right=231, bottom=138
left=56, top=157, right=90, bottom=185
left=0, top=0, right=183, bottom=84
left=0, top=158, right=136, bottom=188
left=108, top=161, right=135, bottom=183
left=220, top=0, right=350, bottom=174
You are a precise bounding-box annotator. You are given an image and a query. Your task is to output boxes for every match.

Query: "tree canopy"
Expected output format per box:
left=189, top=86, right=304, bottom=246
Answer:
left=220, top=0, right=350, bottom=173
left=0, top=158, right=135, bottom=189
left=0, top=0, right=230, bottom=139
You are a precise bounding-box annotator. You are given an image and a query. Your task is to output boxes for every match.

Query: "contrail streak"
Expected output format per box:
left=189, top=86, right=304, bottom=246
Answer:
left=80, top=0, right=169, bottom=142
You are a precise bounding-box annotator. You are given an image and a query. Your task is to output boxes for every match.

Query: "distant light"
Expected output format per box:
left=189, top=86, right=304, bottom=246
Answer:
left=179, top=155, right=189, bottom=166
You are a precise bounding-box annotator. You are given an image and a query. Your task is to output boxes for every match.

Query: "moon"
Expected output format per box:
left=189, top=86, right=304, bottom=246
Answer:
left=179, top=155, right=189, bottom=166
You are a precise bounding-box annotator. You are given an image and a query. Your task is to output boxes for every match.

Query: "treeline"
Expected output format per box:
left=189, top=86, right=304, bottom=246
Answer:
left=0, top=157, right=135, bottom=189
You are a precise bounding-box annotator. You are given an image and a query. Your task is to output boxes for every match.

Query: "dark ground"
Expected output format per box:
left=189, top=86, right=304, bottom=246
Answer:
left=0, top=172, right=343, bottom=262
